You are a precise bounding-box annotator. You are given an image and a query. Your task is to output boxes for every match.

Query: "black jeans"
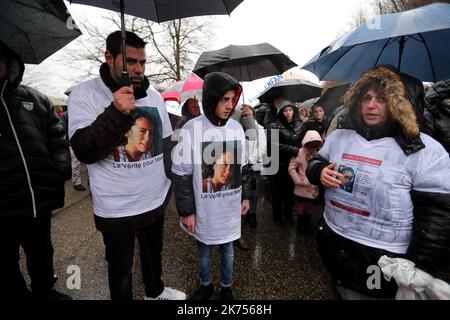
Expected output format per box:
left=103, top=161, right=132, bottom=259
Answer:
left=0, top=213, right=56, bottom=299
left=101, top=211, right=165, bottom=300
left=272, top=167, right=294, bottom=222
left=316, top=218, right=399, bottom=298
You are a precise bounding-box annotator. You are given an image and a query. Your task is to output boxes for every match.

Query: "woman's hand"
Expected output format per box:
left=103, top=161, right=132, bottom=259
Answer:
left=241, top=200, right=250, bottom=216
left=320, top=163, right=343, bottom=189
left=182, top=214, right=196, bottom=233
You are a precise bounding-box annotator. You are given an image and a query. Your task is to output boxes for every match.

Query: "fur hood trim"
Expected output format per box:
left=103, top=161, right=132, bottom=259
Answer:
left=344, top=67, right=420, bottom=139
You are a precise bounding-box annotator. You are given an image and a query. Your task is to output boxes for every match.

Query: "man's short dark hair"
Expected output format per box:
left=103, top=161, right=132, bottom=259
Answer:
left=106, top=31, right=147, bottom=58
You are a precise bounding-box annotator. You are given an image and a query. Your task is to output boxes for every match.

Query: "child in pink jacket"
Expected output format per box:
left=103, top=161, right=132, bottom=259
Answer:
left=288, top=130, right=323, bottom=235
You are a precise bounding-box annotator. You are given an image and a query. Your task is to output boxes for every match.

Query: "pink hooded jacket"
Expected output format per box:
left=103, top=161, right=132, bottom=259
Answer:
left=288, top=130, right=323, bottom=199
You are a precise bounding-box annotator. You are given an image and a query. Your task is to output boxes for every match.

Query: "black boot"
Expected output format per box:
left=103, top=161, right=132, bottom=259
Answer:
left=297, top=215, right=303, bottom=234
left=248, top=215, right=257, bottom=228
left=190, top=283, right=214, bottom=300
left=303, top=214, right=312, bottom=236
left=219, top=286, right=235, bottom=300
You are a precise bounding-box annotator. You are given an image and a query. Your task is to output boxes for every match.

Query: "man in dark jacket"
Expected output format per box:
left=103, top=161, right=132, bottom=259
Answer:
left=68, top=31, right=185, bottom=300
left=423, top=80, right=450, bottom=154
left=174, top=97, right=200, bottom=130
left=0, top=41, right=71, bottom=300
left=255, top=96, right=285, bottom=129
left=61, top=111, right=86, bottom=191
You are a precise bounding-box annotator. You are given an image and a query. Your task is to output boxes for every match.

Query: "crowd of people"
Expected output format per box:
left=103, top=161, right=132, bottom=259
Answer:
left=1, top=28, right=449, bottom=301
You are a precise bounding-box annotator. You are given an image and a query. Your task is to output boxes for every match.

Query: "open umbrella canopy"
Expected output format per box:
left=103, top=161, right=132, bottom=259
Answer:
left=257, top=79, right=322, bottom=104
left=70, top=0, right=245, bottom=84
left=314, top=83, right=351, bottom=116
left=70, top=0, right=244, bottom=23
left=302, top=3, right=450, bottom=82
left=300, top=97, right=320, bottom=111
left=161, top=73, right=203, bottom=104
left=0, top=0, right=81, bottom=64
left=193, top=43, right=298, bottom=81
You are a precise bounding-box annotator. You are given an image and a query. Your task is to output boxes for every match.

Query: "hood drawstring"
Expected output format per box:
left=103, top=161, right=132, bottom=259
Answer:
left=1, top=80, right=37, bottom=217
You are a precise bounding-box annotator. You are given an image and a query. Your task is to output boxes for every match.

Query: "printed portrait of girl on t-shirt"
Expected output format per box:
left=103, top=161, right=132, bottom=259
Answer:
left=201, top=141, right=242, bottom=193
left=113, top=107, right=163, bottom=162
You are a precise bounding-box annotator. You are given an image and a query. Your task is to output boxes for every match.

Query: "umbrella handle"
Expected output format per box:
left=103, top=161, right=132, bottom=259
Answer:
left=120, top=72, right=131, bottom=87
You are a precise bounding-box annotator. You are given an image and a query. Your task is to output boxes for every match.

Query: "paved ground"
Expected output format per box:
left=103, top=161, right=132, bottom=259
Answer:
left=22, top=166, right=335, bottom=300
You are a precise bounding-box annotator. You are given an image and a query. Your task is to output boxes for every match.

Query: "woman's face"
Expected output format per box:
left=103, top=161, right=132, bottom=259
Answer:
left=313, top=106, right=324, bottom=121
left=300, top=108, right=308, bottom=117
left=282, top=106, right=294, bottom=122
left=361, top=89, right=389, bottom=127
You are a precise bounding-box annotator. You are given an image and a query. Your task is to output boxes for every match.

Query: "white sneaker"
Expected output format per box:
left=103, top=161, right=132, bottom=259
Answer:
left=145, top=287, right=187, bottom=300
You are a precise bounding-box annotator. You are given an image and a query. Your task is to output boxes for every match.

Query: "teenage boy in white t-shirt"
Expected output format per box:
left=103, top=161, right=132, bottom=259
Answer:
left=172, top=72, right=252, bottom=300
left=68, top=30, right=185, bottom=301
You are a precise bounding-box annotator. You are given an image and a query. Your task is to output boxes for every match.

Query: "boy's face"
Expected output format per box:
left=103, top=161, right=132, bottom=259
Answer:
left=215, top=89, right=236, bottom=120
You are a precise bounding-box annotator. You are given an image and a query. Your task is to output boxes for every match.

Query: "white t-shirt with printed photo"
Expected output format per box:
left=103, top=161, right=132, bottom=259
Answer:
left=319, top=129, right=450, bottom=254
left=172, top=115, right=247, bottom=245
left=68, top=77, right=173, bottom=219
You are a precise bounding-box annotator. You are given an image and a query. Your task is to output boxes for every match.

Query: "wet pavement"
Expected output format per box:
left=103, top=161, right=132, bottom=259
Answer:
left=22, top=167, right=335, bottom=300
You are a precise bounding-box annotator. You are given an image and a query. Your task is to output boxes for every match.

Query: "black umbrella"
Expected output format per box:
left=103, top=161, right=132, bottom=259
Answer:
left=0, top=0, right=81, bottom=64
left=314, top=83, right=351, bottom=116
left=193, top=43, right=298, bottom=81
left=257, top=79, right=322, bottom=104
left=70, top=0, right=245, bottom=85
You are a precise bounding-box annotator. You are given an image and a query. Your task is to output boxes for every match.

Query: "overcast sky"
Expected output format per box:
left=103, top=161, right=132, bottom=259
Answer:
left=23, top=0, right=371, bottom=100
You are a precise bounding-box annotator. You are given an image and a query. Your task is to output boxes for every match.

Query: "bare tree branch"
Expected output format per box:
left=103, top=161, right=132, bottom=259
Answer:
left=59, top=13, right=214, bottom=88
left=347, top=0, right=445, bottom=32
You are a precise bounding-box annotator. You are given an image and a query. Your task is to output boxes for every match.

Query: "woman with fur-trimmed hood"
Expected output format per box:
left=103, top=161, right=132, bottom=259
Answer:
left=306, top=66, right=450, bottom=299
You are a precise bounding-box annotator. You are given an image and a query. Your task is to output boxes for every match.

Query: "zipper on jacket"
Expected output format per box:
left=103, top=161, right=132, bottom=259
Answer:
left=1, top=80, right=37, bottom=218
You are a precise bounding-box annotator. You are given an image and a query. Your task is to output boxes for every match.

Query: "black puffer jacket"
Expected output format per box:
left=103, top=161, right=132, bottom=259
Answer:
left=0, top=41, right=70, bottom=219
left=423, top=80, right=450, bottom=154
left=254, top=103, right=278, bottom=129
left=268, top=101, right=303, bottom=168
left=172, top=72, right=253, bottom=217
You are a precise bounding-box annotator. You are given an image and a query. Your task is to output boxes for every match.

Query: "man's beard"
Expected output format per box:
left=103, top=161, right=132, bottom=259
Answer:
left=129, top=74, right=143, bottom=89
left=113, top=64, right=142, bottom=88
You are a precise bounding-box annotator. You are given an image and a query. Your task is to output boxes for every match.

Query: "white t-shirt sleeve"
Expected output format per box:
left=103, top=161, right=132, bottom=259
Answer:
left=67, top=84, right=98, bottom=139
left=318, top=130, right=336, bottom=160
left=153, top=91, right=173, bottom=139
left=412, top=134, right=450, bottom=193
left=171, top=124, right=194, bottom=176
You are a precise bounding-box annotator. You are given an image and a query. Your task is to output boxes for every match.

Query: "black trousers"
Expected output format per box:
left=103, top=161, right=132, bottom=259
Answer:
left=316, top=218, right=399, bottom=298
left=101, top=210, right=165, bottom=300
left=272, top=167, right=295, bottom=222
left=0, top=213, right=56, bottom=299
